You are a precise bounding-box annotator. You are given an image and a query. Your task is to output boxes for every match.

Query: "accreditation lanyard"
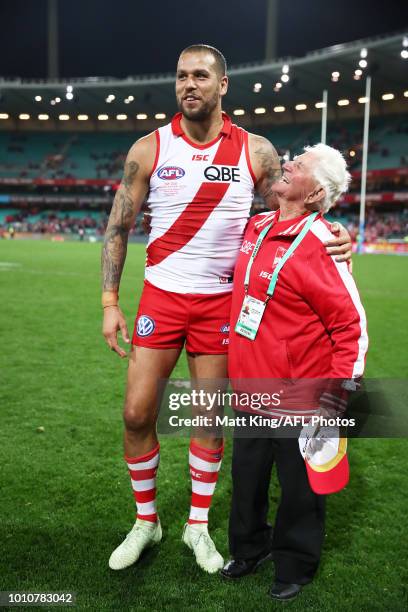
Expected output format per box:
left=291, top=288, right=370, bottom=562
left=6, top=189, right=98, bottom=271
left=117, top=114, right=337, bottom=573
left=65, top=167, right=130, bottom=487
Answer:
left=235, top=212, right=318, bottom=340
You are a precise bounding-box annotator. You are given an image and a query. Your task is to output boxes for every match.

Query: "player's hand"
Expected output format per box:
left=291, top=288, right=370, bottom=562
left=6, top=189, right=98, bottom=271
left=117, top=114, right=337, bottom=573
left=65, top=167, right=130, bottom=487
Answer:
left=142, top=212, right=152, bottom=235
left=324, top=222, right=352, bottom=263
left=102, top=305, right=130, bottom=358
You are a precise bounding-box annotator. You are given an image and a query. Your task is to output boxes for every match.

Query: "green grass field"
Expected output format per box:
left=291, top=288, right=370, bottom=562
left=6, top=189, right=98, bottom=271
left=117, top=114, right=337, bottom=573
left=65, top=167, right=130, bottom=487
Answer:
left=0, top=240, right=407, bottom=611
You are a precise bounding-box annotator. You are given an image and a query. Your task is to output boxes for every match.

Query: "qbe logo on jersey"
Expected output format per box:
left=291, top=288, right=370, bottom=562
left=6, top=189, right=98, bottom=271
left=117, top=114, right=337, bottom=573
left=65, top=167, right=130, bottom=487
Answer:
left=204, top=165, right=240, bottom=183
left=136, top=315, right=156, bottom=337
left=157, top=166, right=185, bottom=180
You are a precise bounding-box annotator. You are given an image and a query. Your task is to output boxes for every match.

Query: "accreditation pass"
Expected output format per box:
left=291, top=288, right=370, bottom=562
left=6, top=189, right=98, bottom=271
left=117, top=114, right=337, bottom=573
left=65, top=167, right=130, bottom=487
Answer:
left=235, top=294, right=266, bottom=340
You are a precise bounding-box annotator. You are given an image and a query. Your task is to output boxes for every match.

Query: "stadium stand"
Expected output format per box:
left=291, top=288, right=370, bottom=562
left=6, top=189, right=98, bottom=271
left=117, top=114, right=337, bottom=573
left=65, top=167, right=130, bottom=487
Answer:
left=0, top=32, right=406, bottom=250
left=0, top=116, right=407, bottom=181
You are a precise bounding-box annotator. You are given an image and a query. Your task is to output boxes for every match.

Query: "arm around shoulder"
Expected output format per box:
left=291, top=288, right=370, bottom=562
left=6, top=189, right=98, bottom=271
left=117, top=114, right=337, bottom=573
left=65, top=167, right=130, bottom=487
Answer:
left=247, top=133, right=281, bottom=209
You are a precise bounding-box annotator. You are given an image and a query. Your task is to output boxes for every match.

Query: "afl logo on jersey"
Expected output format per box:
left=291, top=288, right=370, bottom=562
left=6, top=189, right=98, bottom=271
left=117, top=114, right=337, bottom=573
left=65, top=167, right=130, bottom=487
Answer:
left=157, top=166, right=185, bottom=180
left=136, top=315, right=155, bottom=337
left=220, top=323, right=230, bottom=333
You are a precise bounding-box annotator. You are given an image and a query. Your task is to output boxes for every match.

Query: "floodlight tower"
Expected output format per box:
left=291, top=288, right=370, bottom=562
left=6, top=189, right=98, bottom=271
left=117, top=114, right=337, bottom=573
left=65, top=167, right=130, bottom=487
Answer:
left=358, top=76, right=372, bottom=254
left=48, top=0, right=59, bottom=78
left=265, top=0, right=279, bottom=61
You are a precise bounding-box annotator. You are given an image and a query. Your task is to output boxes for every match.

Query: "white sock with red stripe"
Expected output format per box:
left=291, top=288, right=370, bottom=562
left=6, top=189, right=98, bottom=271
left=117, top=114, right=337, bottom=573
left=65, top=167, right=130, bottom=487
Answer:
left=188, top=441, right=224, bottom=525
left=126, top=443, right=159, bottom=523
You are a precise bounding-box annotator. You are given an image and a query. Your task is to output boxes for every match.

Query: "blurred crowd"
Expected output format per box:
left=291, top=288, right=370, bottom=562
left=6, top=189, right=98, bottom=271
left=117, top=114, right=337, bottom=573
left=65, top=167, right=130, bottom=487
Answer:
left=2, top=207, right=407, bottom=242
left=0, top=210, right=147, bottom=237
left=345, top=211, right=408, bottom=241
left=1, top=211, right=105, bottom=235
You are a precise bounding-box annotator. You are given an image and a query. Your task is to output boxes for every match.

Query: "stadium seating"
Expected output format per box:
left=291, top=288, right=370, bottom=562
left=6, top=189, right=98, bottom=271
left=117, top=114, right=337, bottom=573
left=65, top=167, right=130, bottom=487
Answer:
left=1, top=114, right=406, bottom=241
left=0, top=132, right=69, bottom=178
left=0, top=115, right=407, bottom=181
left=263, top=116, right=408, bottom=170
left=0, top=131, right=137, bottom=180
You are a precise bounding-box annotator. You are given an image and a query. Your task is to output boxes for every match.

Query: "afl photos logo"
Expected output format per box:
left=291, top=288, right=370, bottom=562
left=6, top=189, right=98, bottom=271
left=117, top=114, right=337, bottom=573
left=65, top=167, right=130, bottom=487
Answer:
left=136, top=315, right=156, bottom=337
left=157, top=166, right=185, bottom=180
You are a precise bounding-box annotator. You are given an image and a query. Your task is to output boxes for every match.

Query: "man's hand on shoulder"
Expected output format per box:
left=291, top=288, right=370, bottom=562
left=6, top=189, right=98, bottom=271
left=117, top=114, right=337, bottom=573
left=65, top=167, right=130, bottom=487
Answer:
left=248, top=134, right=281, bottom=209
left=324, top=221, right=352, bottom=264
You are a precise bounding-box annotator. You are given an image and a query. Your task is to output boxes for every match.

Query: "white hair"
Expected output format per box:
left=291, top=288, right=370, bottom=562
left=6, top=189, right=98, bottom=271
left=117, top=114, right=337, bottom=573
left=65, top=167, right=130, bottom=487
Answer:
left=304, top=143, right=351, bottom=213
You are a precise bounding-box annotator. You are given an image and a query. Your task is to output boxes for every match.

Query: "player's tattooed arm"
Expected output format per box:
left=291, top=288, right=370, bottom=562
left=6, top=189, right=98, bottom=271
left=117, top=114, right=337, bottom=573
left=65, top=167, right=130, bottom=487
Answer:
left=101, top=134, right=155, bottom=292
left=102, top=160, right=140, bottom=291
left=101, top=134, right=156, bottom=358
left=248, top=133, right=282, bottom=210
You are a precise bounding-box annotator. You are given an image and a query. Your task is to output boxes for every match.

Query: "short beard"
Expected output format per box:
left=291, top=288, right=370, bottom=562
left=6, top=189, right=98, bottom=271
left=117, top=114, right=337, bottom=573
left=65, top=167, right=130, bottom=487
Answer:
left=177, top=91, right=219, bottom=122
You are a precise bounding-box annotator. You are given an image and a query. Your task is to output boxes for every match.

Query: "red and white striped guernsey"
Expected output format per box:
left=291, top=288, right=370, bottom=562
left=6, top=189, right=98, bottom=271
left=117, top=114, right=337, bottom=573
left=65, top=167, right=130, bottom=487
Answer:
left=145, top=112, right=256, bottom=294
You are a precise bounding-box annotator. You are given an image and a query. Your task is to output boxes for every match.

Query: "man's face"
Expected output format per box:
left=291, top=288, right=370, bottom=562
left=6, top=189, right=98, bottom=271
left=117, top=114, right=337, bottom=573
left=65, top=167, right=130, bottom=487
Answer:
left=273, top=152, right=319, bottom=203
left=175, top=51, right=228, bottom=121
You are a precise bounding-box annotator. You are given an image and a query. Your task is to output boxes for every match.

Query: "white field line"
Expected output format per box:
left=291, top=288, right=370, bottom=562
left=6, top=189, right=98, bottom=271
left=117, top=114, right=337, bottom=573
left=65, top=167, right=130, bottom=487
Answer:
left=0, top=266, right=93, bottom=277
left=0, top=262, right=22, bottom=268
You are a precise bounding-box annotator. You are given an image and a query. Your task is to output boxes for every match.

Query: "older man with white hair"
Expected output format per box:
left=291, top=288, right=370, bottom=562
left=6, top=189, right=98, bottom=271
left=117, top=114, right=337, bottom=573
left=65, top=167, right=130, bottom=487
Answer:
left=221, top=144, right=368, bottom=601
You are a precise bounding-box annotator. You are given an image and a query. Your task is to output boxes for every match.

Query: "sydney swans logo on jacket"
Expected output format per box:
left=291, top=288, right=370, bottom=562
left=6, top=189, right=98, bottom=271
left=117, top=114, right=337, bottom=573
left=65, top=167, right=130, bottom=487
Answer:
left=273, top=246, right=288, bottom=268
left=259, top=247, right=290, bottom=281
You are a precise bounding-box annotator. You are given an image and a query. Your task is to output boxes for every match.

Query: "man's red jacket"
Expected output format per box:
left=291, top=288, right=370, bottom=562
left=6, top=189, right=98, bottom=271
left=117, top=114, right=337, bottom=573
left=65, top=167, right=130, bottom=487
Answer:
left=228, top=210, right=368, bottom=414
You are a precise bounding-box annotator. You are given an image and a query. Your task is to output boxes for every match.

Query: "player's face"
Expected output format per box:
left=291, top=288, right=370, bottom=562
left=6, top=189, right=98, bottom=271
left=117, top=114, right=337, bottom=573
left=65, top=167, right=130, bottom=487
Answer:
left=175, top=52, right=228, bottom=121
left=273, top=152, right=320, bottom=204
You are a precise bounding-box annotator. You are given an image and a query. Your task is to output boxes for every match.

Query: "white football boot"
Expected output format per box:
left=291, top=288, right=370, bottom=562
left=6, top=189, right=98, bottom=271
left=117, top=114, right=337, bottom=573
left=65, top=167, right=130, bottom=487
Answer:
left=109, top=519, right=162, bottom=570
left=182, top=523, right=224, bottom=574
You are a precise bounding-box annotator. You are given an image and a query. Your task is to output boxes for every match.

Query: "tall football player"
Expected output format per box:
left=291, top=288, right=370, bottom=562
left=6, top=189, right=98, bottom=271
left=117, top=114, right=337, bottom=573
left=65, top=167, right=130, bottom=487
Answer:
left=101, top=44, right=352, bottom=574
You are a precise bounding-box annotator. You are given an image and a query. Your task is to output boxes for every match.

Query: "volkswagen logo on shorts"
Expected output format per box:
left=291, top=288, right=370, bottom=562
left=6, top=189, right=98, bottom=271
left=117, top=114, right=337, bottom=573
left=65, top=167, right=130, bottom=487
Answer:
left=136, top=315, right=155, bottom=337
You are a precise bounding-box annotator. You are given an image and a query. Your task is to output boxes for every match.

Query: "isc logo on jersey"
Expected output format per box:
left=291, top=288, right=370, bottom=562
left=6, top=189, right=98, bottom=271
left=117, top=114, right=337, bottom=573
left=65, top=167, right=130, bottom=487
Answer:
left=157, top=166, right=185, bottom=180
left=204, top=165, right=240, bottom=183
left=136, top=315, right=156, bottom=337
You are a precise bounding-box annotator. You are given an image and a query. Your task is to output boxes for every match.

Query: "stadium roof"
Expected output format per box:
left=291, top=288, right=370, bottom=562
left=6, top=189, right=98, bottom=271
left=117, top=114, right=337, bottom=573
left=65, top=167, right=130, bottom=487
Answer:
left=0, top=32, right=407, bottom=124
